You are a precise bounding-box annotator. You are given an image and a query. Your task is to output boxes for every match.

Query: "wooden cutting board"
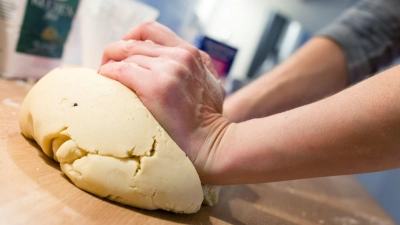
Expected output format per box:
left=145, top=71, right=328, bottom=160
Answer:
left=0, top=78, right=396, bottom=225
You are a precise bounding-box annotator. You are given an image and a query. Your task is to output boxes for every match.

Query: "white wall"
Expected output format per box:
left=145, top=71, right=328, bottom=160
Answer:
left=196, top=0, right=358, bottom=79
left=259, top=0, right=359, bottom=33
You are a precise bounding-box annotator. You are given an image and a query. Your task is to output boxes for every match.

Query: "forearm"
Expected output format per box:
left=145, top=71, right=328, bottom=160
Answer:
left=207, top=65, right=400, bottom=185
left=223, top=37, right=348, bottom=122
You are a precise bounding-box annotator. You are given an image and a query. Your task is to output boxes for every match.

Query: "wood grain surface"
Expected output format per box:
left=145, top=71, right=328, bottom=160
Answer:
left=0, top=78, right=396, bottom=225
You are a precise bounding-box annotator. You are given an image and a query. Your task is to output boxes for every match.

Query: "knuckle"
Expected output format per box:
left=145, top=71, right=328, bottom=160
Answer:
left=200, top=50, right=211, bottom=63
left=166, top=75, right=180, bottom=88
left=121, top=40, right=146, bottom=59
left=138, top=20, right=156, bottom=31
left=121, top=44, right=133, bottom=58
left=175, top=44, right=203, bottom=73
left=168, top=60, right=189, bottom=80
left=179, top=49, right=195, bottom=65
left=182, top=43, right=201, bottom=58
left=174, top=46, right=198, bottom=67
left=103, top=40, right=135, bottom=60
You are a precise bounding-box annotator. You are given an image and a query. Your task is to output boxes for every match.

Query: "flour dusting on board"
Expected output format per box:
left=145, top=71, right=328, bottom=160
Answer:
left=2, top=98, right=20, bottom=108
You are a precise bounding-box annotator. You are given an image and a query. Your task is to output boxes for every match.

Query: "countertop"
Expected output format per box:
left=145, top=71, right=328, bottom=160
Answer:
left=0, top=78, right=396, bottom=225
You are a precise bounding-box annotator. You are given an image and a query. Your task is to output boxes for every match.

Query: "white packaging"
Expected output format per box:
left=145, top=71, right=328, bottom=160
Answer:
left=0, top=0, right=80, bottom=79
left=77, top=0, right=159, bottom=69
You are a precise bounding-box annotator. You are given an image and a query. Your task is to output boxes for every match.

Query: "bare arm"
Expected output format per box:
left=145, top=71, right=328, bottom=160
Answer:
left=205, top=65, right=400, bottom=184
left=223, top=37, right=348, bottom=122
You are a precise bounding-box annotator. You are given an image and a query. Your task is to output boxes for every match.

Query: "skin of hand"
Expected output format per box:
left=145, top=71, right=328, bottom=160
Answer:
left=99, top=21, right=229, bottom=181
left=223, top=37, right=349, bottom=122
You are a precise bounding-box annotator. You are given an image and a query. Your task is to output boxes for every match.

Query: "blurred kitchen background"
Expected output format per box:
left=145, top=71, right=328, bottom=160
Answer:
left=3, top=0, right=399, bottom=222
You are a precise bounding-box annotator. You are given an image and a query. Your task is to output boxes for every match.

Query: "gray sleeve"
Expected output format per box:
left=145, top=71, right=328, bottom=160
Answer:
left=317, top=0, right=400, bottom=84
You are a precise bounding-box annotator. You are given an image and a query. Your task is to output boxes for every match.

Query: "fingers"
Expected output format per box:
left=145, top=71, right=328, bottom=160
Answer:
left=122, top=21, right=185, bottom=47
left=122, top=55, right=155, bottom=70
left=115, top=21, right=221, bottom=79
left=99, top=61, right=154, bottom=95
left=102, top=40, right=161, bottom=65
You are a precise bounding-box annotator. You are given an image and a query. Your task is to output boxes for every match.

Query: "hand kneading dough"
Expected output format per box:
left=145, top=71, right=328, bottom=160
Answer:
left=19, top=68, right=220, bottom=214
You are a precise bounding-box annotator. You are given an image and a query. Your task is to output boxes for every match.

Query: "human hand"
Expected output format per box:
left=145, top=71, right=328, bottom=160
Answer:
left=99, top=22, right=230, bottom=183
left=101, top=21, right=219, bottom=80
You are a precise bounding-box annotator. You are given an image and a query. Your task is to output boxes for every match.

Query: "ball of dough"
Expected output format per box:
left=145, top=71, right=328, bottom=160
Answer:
left=19, top=68, right=219, bottom=213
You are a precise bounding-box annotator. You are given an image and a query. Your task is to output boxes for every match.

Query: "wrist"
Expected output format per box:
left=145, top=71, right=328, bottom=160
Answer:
left=191, top=115, right=233, bottom=184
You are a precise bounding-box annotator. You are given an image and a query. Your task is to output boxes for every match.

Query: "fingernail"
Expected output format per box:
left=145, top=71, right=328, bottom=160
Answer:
left=122, top=60, right=138, bottom=67
left=123, top=40, right=136, bottom=50
left=145, top=39, right=154, bottom=44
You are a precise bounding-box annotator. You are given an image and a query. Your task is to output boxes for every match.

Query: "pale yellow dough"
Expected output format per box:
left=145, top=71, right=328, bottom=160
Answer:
left=19, top=68, right=219, bottom=213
